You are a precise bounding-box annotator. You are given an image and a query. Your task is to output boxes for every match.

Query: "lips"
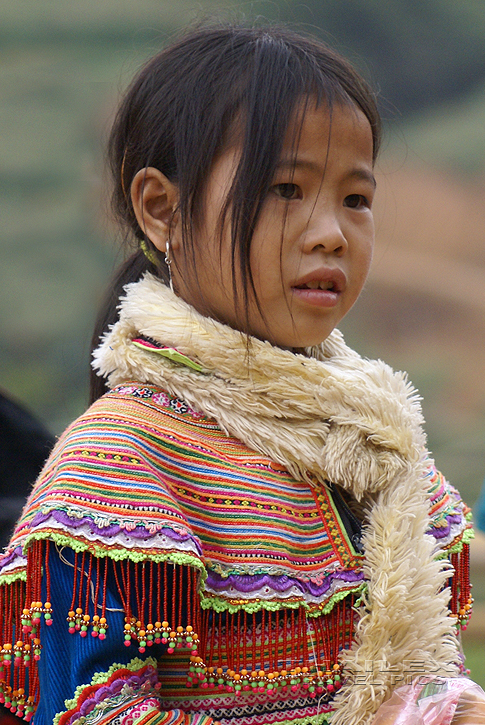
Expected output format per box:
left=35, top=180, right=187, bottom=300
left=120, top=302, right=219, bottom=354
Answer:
left=291, top=267, right=346, bottom=308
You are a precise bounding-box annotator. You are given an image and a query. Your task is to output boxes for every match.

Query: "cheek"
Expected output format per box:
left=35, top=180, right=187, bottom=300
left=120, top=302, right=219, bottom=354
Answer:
left=350, top=237, right=374, bottom=297
left=357, top=221, right=375, bottom=268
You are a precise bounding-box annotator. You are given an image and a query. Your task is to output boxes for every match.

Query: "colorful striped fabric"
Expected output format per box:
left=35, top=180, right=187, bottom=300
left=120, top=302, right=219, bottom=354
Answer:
left=0, top=383, right=472, bottom=725
left=7, top=383, right=364, bottom=599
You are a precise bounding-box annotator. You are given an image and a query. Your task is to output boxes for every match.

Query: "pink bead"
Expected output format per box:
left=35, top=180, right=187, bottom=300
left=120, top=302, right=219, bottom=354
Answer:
left=45, top=620, right=53, bottom=626
left=327, top=684, right=334, bottom=693
left=124, top=640, right=131, bottom=647
left=80, top=631, right=87, bottom=638
left=99, top=634, right=106, bottom=640
left=291, top=685, right=298, bottom=693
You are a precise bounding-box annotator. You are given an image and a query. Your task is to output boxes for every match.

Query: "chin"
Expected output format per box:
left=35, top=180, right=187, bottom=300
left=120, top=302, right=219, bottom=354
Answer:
left=271, top=329, right=334, bottom=350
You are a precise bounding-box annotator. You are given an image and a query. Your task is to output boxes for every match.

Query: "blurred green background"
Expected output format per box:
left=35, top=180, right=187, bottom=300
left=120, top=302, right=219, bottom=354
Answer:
left=1, top=0, right=484, bottom=679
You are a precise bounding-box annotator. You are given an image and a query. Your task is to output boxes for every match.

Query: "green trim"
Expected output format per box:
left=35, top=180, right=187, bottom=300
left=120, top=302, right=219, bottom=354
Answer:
left=0, top=569, right=26, bottom=587
left=200, top=582, right=365, bottom=615
left=132, top=342, right=204, bottom=372
left=21, top=530, right=208, bottom=584
left=53, top=657, right=157, bottom=725
left=307, top=584, right=366, bottom=617
left=434, top=526, right=475, bottom=558
left=253, top=714, right=331, bottom=725
left=447, top=526, right=475, bottom=553
left=201, top=595, right=301, bottom=614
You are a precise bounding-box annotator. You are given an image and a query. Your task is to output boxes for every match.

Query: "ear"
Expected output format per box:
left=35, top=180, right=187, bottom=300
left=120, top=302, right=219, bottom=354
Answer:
left=130, top=167, right=179, bottom=253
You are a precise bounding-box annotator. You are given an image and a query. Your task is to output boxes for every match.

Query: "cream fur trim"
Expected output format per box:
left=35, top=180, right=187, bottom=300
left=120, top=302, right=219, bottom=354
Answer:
left=93, top=274, right=458, bottom=724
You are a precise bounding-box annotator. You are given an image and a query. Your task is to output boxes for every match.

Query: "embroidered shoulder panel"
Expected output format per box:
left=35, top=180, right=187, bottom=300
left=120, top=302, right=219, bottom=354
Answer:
left=1, top=384, right=363, bottom=609
left=426, top=464, right=473, bottom=553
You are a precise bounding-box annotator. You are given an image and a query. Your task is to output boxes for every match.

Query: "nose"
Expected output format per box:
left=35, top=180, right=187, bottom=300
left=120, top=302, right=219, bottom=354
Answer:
left=301, top=212, right=348, bottom=256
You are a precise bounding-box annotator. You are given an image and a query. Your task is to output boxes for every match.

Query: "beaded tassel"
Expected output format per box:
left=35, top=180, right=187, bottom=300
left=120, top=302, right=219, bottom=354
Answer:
left=450, top=543, right=473, bottom=630
left=66, top=554, right=202, bottom=655
left=1, top=542, right=204, bottom=721
left=0, top=539, right=49, bottom=721
left=190, top=596, right=355, bottom=698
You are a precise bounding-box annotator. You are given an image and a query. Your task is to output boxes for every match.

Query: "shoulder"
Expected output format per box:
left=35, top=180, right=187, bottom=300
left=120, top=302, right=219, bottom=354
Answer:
left=425, top=461, right=473, bottom=553
left=3, top=384, right=217, bottom=567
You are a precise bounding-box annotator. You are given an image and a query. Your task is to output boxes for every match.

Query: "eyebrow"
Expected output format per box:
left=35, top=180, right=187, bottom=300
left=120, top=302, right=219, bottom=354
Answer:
left=275, top=158, right=377, bottom=188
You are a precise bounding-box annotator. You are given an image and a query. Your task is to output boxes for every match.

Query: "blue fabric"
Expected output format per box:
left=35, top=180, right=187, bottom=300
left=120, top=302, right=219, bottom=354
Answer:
left=34, top=544, right=166, bottom=725
left=475, top=479, right=485, bottom=533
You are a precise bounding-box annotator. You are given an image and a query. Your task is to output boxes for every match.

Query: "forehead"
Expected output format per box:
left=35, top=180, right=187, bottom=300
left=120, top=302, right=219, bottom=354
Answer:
left=281, top=101, right=374, bottom=165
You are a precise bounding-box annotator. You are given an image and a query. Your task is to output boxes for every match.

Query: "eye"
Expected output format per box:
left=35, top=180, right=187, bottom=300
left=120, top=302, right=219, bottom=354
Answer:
left=272, top=183, right=301, bottom=200
left=344, top=194, right=370, bottom=209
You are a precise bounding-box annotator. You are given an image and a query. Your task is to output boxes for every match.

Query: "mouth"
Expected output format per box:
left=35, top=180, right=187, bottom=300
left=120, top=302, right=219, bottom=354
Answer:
left=291, top=268, right=346, bottom=308
left=294, top=279, right=339, bottom=292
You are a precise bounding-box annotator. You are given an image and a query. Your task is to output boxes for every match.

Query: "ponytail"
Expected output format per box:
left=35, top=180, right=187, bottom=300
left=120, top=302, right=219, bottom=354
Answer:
left=89, top=249, right=166, bottom=404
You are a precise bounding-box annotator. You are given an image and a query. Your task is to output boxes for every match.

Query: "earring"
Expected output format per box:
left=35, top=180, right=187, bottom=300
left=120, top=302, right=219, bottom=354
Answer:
left=140, top=239, right=159, bottom=267
left=165, top=239, right=174, bottom=293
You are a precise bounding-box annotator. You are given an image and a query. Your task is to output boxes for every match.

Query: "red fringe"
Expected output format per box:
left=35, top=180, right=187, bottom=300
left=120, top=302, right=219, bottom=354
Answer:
left=0, top=541, right=376, bottom=715
left=450, top=543, right=473, bottom=630
left=66, top=555, right=201, bottom=655
left=193, top=597, right=354, bottom=698
left=0, top=542, right=203, bottom=721
left=0, top=539, right=47, bottom=721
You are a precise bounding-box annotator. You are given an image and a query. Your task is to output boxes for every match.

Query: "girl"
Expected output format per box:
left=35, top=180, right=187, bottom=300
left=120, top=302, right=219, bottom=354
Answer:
left=0, top=23, right=479, bottom=725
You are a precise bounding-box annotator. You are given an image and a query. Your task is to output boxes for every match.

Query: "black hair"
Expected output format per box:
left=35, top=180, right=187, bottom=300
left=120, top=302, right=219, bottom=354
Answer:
left=90, top=21, right=381, bottom=403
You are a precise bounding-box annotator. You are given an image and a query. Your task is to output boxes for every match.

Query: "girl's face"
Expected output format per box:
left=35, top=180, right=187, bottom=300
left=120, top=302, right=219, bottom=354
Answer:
left=172, top=102, right=376, bottom=348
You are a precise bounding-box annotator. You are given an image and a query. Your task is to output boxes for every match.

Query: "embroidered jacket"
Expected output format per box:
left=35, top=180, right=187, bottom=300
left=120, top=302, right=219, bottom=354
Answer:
left=0, top=275, right=474, bottom=725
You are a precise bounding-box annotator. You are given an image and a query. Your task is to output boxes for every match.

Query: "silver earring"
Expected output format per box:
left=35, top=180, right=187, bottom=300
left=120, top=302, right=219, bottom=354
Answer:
left=165, top=239, right=174, bottom=293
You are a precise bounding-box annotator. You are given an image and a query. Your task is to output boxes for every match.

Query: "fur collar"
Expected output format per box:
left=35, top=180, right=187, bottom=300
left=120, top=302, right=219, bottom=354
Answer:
left=93, top=274, right=458, bottom=725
